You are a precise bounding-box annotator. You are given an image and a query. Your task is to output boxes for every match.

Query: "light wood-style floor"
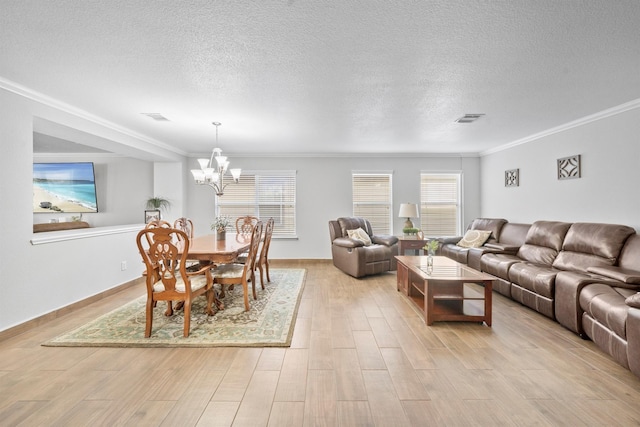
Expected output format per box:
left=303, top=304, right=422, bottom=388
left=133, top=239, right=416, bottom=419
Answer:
left=2, top=260, right=640, bottom=426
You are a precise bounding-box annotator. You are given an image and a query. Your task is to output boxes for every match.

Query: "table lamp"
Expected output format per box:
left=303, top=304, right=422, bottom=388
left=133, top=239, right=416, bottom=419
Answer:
left=399, top=203, right=419, bottom=229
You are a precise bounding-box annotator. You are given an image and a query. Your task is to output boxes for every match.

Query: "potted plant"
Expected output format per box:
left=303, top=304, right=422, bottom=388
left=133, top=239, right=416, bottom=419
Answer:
left=402, top=227, right=420, bottom=236
left=145, top=196, right=171, bottom=219
left=211, top=215, right=231, bottom=240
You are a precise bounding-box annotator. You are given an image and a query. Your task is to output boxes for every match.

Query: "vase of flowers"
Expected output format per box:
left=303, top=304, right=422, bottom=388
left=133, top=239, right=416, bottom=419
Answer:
left=212, top=215, right=231, bottom=240
left=423, top=239, right=440, bottom=269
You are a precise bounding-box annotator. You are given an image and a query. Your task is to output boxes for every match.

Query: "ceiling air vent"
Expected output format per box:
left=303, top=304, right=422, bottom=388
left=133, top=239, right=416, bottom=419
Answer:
left=455, top=114, right=485, bottom=123
left=141, top=113, right=170, bottom=121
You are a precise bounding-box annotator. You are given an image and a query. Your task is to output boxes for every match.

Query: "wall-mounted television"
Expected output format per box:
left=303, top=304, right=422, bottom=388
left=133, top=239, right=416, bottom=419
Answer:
left=33, top=162, right=98, bottom=213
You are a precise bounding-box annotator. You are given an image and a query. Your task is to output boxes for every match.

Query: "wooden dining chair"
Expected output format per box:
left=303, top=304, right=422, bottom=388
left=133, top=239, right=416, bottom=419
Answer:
left=173, top=217, right=194, bottom=240
left=257, top=217, right=275, bottom=287
left=211, top=221, right=263, bottom=311
left=235, top=215, right=259, bottom=235
left=136, top=227, right=215, bottom=337
left=173, top=217, right=200, bottom=271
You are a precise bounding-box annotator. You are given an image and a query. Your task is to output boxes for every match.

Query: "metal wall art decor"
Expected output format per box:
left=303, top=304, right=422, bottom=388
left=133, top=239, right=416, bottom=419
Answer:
left=557, top=155, right=581, bottom=180
left=505, top=169, right=519, bottom=187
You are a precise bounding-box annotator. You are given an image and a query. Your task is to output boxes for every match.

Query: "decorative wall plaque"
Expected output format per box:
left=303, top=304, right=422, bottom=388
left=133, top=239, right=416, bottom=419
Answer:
left=505, top=169, right=519, bottom=187
left=557, top=155, right=581, bottom=180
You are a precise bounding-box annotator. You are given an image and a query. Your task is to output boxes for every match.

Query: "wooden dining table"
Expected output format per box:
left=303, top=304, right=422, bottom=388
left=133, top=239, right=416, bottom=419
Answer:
left=176, top=233, right=253, bottom=310
left=178, top=233, right=252, bottom=264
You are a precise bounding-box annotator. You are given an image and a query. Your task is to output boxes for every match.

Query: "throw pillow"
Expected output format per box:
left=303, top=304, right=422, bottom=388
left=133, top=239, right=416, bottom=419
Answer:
left=347, top=227, right=372, bottom=246
left=457, top=230, right=492, bottom=248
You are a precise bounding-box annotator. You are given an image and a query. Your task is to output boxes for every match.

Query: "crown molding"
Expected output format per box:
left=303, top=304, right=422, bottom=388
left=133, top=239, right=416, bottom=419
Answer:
left=480, top=98, right=640, bottom=156
left=0, top=76, right=186, bottom=157
left=188, top=152, right=481, bottom=158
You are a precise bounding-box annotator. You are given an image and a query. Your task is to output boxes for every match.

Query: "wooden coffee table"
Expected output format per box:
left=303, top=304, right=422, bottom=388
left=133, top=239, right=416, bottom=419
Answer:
left=396, top=255, right=496, bottom=326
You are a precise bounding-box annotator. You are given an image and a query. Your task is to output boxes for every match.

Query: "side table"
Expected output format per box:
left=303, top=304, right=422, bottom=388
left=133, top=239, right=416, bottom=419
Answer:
left=398, top=236, right=427, bottom=256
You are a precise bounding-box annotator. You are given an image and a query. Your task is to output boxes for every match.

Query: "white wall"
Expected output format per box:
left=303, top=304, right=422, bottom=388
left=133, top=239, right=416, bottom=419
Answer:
left=186, top=155, right=482, bottom=259
left=0, top=87, right=176, bottom=332
left=153, top=161, right=187, bottom=221
left=480, top=106, right=640, bottom=230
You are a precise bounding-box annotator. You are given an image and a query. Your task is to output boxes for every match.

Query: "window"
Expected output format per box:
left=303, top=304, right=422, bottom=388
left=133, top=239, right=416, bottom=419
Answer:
left=420, top=172, right=462, bottom=236
left=352, top=172, right=392, bottom=234
left=216, top=170, right=296, bottom=237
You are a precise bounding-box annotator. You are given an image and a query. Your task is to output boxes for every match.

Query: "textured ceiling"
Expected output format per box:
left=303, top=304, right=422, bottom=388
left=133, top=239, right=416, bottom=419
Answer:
left=3, top=1, right=640, bottom=157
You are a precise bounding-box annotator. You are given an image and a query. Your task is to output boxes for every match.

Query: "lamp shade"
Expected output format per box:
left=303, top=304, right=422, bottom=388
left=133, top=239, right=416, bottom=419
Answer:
left=398, top=203, right=419, bottom=219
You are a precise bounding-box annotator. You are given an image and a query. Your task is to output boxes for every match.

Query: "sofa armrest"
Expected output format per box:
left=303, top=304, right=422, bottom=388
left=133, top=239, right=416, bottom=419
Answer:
left=484, top=243, right=520, bottom=254
left=332, top=237, right=365, bottom=248
left=554, top=271, right=626, bottom=334
left=371, top=234, right=398, bottom=247
left=587, top=266, right=640, bottom=285
left=440, top=236, right=462, bottom=245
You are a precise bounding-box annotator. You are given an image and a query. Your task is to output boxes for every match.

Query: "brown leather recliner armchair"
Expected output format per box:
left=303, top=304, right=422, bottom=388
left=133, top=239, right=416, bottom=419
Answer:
left=329, top=217, right=399, bottom=278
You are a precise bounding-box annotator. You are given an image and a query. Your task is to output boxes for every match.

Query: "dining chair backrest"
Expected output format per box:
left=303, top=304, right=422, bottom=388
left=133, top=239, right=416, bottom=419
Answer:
left=259, top=217, right=275, bottom=264
left=256, top=217, right=275, bottom=286
left=137, top=227, right=191, bottom=293
left=146, top=219, right=171, bottom=228
left=173, top=217, right=194, bottom=241
left=244, top=220, right=264, bottom=274
left=236, top=215, right=260, bottom=235
left=144, top=219, right=172, bottom=247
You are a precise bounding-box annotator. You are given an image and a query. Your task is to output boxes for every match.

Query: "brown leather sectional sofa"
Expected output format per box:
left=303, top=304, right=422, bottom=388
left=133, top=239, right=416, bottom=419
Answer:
left=439, top=218, right=640, bottom=378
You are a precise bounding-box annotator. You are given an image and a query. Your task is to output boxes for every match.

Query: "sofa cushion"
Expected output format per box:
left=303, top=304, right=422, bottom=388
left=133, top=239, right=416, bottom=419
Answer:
left=468, top=218, right=508, bottom=242
left=553, top=223, right=635, bottom=273
left=457, top=230, right=492, bottom=248
left=362, top=244, right=392, bottom=263
left=580, top=284, right=636, bottom=339
left=508, top=262, right=559, bottom=298
left=516, top=221, right=572, bottom=266
left=337, top=217, right=373, bottom=237
left=618, top=234, right=640, bottom=271
left=496, top=223, right=531, bottom=247
left=480, top=253, right=521, bottom=281
left=347, top=227, right=372, bottom=246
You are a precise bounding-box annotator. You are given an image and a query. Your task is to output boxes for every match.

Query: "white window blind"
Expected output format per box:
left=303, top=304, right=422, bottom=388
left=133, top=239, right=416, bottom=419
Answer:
left=420, top=173, right=461, bottom=237
left=352, top=172, right=392, bottom=235
left=216, top=170, right=296, bottom=237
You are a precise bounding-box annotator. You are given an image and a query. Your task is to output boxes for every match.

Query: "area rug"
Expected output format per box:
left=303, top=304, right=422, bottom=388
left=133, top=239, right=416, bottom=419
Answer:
left=43, top=268, right=306, bottom=348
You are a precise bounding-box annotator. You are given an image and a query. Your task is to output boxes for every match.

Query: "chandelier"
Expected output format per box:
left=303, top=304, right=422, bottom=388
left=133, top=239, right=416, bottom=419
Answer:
left=190, top=122, right=241, bottom=196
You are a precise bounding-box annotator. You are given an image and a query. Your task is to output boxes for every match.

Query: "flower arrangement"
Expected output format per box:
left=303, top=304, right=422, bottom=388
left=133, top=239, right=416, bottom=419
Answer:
left=423, top=239, right=440, bottom=255
left=211, top=215, right=231, bottom=232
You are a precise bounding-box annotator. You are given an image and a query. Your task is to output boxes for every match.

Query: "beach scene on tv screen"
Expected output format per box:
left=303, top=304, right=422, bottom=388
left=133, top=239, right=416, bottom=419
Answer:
left=33, top=162, right=98, bottom=213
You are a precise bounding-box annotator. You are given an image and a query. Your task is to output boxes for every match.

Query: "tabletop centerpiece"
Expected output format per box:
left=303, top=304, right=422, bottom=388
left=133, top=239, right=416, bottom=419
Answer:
left=423, top=239, right=440, bottom=269
left=212, top=215, right=231, bottom=240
